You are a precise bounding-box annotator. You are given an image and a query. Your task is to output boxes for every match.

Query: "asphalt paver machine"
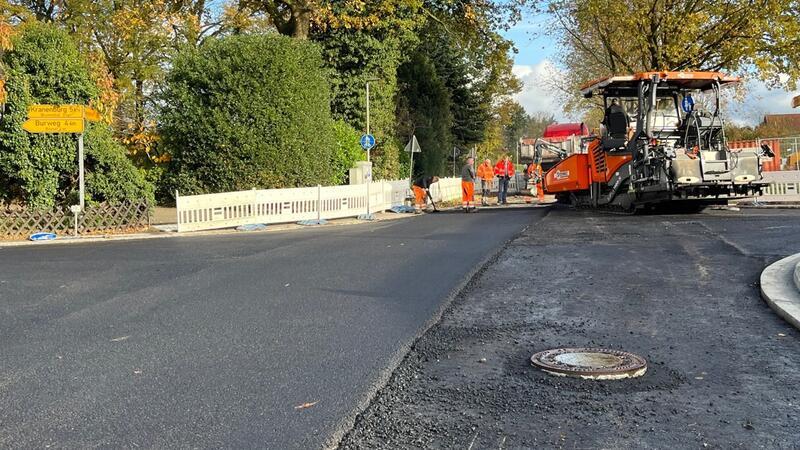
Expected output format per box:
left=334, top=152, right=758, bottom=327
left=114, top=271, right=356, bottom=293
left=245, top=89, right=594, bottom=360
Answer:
left=543, top=71, right=768, bottom=212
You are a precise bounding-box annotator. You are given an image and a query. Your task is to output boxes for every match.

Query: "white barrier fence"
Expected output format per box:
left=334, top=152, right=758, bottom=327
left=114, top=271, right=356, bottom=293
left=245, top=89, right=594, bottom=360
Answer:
left=761, top=170, right=800, bottom=201
left=178, top=182, right=390, bottom=232
left=473, top=174, right=527, bottom=193
left=176, top=175, right=529, bottom=233
left=175, top=170, right=798, bottom=232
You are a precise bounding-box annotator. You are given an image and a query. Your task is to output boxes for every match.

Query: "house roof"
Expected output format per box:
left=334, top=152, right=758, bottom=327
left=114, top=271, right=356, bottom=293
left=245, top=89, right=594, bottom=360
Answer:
left=763, top=113, right=800, bottom=129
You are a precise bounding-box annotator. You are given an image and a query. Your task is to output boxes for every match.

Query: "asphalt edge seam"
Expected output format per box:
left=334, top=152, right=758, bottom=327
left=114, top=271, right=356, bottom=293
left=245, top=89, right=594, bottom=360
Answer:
left=694, top=221, right=755, bottom=258
left=323, top=208, right=549, bottom=449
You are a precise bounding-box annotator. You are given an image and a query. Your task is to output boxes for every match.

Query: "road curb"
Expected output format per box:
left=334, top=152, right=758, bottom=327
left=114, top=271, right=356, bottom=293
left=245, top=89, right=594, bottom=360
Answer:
left=737, top=204, right=800, bottom=209
left=3, top=204, right=550, bottom=248
left=0, top=213, right=417, bottom=248
left=760, top=253, right=800, bottom=330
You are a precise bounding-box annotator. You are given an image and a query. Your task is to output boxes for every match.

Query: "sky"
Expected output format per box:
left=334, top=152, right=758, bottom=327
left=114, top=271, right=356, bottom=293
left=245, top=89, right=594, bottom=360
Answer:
left=502, top=16, right=800, bottom=127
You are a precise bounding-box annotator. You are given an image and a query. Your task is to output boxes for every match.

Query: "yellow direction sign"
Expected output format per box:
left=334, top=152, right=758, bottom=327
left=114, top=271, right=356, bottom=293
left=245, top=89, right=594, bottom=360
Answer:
left=27, top=104, right=102, bottom=123
left=84, top=107, right=101, bottom=122
left=28, top=104, right=85, bottom=119
left=22, top=118, right=85, bottom=134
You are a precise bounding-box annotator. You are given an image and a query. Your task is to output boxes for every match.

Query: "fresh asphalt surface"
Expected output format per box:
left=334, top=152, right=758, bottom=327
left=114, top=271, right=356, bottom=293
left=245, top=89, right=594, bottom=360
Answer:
left=341, top=207, right=800, bottom=448
left=0, top=207, right=540, bottom=448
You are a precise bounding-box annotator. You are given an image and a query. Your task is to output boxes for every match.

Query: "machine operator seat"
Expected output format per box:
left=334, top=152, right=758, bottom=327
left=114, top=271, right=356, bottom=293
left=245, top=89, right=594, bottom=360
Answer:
left=678, top=110, right=719, bottom=150
left=602, top=101, right=629, bottom=151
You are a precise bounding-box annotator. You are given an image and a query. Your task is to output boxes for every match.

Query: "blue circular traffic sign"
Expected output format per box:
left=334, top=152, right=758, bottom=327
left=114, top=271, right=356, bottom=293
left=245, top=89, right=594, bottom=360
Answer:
left=360, top=134, right=376, bottom=150
left=681, top=95, right=695, bottom=113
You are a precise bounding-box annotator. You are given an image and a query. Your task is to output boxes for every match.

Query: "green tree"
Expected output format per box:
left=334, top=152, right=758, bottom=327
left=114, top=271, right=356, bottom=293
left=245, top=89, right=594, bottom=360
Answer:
left=397, top=52, right=453, bottom=177
left=725, top=119, right=800, bottom=141
left=525, top=112, right=556, bottom=139
left=331, top=119, right=365, bottom=184
left=540, top=0, right=800, bottom=112
left=724, top=124, right=759, bottom=142
left=502, top=101, right=528, bottom=156
left=315, top=26, right=411, bottom=180
left=0, top=22, right=153, bottom=208
left=424, top=28, right=490, bottom=149
left=4, top=0, right=259, bottom=159
left=238, top=0, right=423, bottom=39
left=235, top=0, right=525, bottom=179
left=159, top=33, right=338, bottom=195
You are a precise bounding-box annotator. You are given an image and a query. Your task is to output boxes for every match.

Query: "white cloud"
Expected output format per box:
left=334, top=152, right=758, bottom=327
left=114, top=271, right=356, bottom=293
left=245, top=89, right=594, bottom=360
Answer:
left=512, top=60, right=569, bottom=122
left=727, top=79, right=799, bottom=126
left=513, top=62, right=800, bottom=127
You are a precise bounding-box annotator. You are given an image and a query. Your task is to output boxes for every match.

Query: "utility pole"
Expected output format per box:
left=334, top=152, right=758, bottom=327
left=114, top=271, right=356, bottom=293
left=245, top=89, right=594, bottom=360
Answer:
left=409, top=137, right=415, bottom=181
left=453, top=146, right=457, bottom=178
left=366, top=81, right=371, bottom=163
left=795, top=137, right=799, bottom=171
left=78, top=132, right=85, bottom=210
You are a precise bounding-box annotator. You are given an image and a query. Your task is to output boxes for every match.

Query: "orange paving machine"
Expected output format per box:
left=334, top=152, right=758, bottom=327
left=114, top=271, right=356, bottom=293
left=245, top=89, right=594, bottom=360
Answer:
left=541, top=72, right=769, bottom=212
left=523, top=123, right=589, bottom=202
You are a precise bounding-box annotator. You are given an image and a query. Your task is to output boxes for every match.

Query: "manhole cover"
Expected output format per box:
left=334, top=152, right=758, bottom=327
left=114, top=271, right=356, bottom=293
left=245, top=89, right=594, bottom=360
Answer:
left=531, top=348, right=647, bottom=380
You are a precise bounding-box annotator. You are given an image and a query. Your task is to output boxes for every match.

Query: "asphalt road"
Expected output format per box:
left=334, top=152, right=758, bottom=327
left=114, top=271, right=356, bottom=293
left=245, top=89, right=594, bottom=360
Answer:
left=341, top=207, right=800, bottom=448
left=0, top=208, right=542, bottom=448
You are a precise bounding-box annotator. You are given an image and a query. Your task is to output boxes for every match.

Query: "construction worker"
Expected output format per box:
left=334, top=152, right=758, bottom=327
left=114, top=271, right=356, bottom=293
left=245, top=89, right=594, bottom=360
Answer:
left=494, top=155, right=515, bottom=205
left=461, top=157, right=476, bottom=212
left=412, top=175, right=439, bottom=213
left=526, top=162, right=545, bottom=202
left=476, top=158, right=494, bottom=206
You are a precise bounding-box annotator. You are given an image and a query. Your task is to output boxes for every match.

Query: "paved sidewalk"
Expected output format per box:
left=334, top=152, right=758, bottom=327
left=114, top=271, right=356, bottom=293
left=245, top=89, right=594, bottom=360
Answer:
left=152, top=206, right=177, bottom=225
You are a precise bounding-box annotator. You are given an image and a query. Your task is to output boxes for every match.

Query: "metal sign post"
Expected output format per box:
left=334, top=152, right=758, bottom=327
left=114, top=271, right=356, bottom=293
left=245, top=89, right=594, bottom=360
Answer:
left=78, top=133, right=85, bottom=210
left=410, top=149, right=414, bottom=181
left=794, top=137, right=799, bottom=171
left=363, top=80, right=379, bottom=162
left=453, top=146, right=457, bottom=177
left=70, top=205, right=81, bottom=235
left=358, top=164, right=376, bottom=221
left=405, top=135, right=421, bottom=183
left=366, top=166, right=372, bottom=216
left=361, top=81, right=376, bottom=162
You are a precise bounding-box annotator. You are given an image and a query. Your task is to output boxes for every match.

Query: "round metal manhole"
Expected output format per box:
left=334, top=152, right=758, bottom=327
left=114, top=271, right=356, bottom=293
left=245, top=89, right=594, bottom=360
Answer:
left=531, top=348, right=647, bottom=380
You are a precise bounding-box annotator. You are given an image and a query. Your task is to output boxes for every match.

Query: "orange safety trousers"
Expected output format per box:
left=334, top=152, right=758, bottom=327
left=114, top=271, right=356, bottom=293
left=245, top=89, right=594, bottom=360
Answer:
left=461, top=181, right=475, bottom=205
left=413, top=186, right=427, bottom=208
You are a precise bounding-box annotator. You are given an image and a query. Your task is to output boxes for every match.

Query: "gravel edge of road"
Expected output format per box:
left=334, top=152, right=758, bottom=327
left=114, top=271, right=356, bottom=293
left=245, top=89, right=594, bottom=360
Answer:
left=760, top=253, right=800, bottom=331
left=322, top=212, right=542, bottom=449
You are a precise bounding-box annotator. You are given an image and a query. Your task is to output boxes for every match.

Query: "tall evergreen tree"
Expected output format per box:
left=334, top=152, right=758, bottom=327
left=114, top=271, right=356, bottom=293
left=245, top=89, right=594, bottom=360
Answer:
left=397, top=52, right=453, bottom=178
left=424, top=29, right=490, bottom=149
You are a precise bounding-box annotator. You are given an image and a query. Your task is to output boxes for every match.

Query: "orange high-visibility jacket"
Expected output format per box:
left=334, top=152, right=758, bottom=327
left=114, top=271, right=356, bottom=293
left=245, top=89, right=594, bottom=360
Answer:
left=476, top=162, right=494, bottom=181
left=494, top=160, right=515, bottom=177
left=526, top=163, right=542, bottom=177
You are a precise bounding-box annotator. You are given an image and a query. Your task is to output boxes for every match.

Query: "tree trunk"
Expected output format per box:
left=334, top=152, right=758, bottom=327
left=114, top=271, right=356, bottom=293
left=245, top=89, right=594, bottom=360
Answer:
left=291, top=7, right=312, bottom=39
left=134, top=79, right=145, bottom=131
